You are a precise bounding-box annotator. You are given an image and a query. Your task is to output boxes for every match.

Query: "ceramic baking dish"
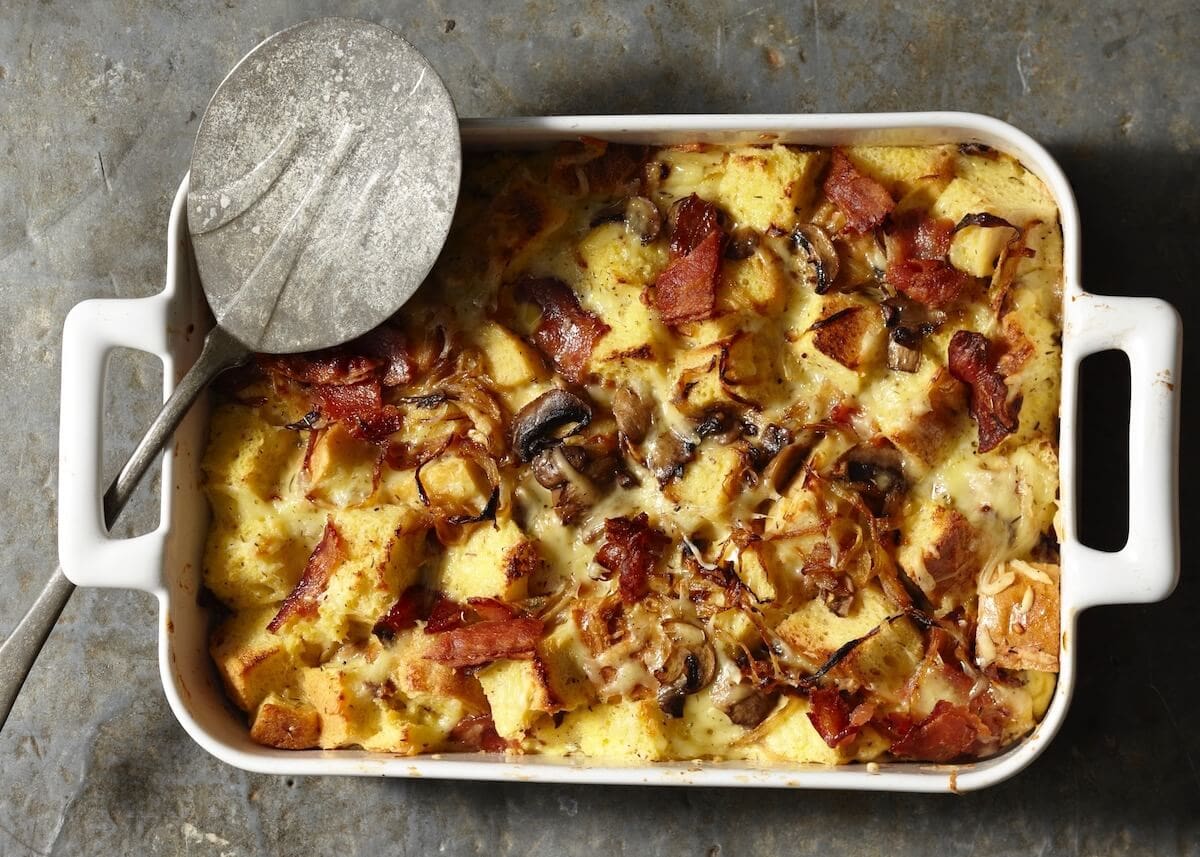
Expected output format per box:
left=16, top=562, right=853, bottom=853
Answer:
left=57, top=113, right=1182, bottom=792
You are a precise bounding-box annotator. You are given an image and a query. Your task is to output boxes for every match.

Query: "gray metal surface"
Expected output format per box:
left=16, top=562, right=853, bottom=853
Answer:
left=0, top=1, right=1197, bottom=855
left=190, top=17, right=461, bottom=354
left=0, top=19, right=462, bottom=717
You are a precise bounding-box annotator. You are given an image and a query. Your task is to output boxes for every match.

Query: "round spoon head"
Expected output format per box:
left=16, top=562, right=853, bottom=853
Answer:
left=188, top=17, right=461, bottom=353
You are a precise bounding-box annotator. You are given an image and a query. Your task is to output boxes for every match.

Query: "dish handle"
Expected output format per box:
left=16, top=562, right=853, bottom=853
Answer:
left=58, top=296, right=171, bottom=592
left=1062, top=293, right=1182, bottom=610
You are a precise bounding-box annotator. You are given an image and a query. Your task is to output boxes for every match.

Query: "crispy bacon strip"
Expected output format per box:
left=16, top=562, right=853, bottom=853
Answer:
left=551, top=139, right=649, bottom=196
left=891, top=212, right=957, bottom=261
left=595, top=513, right=670, bottom=604
left=351, top=325, right=416, bottom=386
left=467, top=597, right=518, bottom=622
left=889, top=700, right=983, bottom=762
left=449, top=713, right=511, bottom=753
left=888, top=258, right=972, bottom=308
left=668, top=194, right=723, bottom=259
left=373, top=585, right=430, bottom=638
left=258, top=349, right=380, bottom=386
left=823, top=149, right=895, bottom=233
left=808, top=688, right=855, bottom=747
left=312, top=381, right=404, bottom=443
left=885, top=214, right=970, bottom=308
left=807, top=688, right=875, bottom=748
left=516, top=277, right=610, bottom=384
left=424, top=617, right=544, bottom=668
left=655, top=229, right=722, bottom=326
left=653, top=195, right=724, bottom=327
left=267, top=519, right=346, bottom=633
left=947, top=331, right=1020, bottom=453
left=424, top=594, right=471, bottom=634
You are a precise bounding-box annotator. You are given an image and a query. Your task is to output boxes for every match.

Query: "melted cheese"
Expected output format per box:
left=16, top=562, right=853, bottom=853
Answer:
left=203, top=142, right=1063, bottom=763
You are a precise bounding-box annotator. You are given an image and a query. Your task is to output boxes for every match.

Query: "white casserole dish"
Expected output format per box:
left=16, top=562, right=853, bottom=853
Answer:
left=57, top=112, right=1182, bottom=792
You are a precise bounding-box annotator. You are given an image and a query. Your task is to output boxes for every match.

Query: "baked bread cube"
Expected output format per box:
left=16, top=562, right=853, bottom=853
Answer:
left=249, top=694, right=321, bottom=750
left=844, top=145, right=955, bottom=197
left=434, top=518, right=540, bottom=602
left=976, top=560, right=1060, bottom=671
left=476, top=658, right=557, bottom=740
left=472, top=319, right=549, bottom=389
left=210, top=606, right=300, bottom=711
left=715, top=145, right=827, bottom=230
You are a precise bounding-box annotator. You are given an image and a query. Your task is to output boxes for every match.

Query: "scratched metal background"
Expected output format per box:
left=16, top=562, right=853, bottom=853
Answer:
left=0, top=1, right=1197, bottom=855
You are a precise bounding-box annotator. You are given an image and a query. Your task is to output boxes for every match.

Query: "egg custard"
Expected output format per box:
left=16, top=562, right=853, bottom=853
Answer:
left=203, top=140, right=1062, bottom=764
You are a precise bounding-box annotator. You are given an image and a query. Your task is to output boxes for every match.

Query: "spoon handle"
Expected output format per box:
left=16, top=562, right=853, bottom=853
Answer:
left=103, top=325, right=248, bottom=529
left=0, top=567, right=74, bottom=729
left=1, top=325, right=249, bottom=733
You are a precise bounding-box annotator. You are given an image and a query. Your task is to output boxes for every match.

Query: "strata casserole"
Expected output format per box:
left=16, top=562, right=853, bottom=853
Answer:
left=202, top=139, right=1062, bottom=764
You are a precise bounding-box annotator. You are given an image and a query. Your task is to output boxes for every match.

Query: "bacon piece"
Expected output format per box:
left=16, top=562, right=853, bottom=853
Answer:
left=373, top=585, right=430, bottom=638
left=551, top=139, right=649, bottom=196
left=808, top=688, right=876, bottom=748
left=807, top=687, right=855, bottom=748
left=351, top=325, right=416, bottom=386
left=915, top=217, right=955, bottom=259
left=312, top=381, right=404, bottom=443
left=585, top=144, right=650, bottom=195
left=424, top=617, right=545, bottom=668
left=267, top=519, right=347, bottom=633
left=594, top=513, right=670, bottom=604
left=889, top=700, right=983, bottom=762
left=258, top=349, right=380, bottom=386
left=516, top=277, right=610, bottom=384
left=668, top=194, right=723, bottom=259
left=947, top=330, right=1020, bottom=453
left=884, top=213, right=971, bottom=307
left=424, top=594, right=471, bottom=634
left=654, top=229, right=722, bottom=326
left=653, top=195, right=725, bottom=327
left=823, top=149, right=895, bottom=233
left=889, top=211, right=956, bottom=261
left=449, top=713, right=511, bottom=753
left=888, top=257, right=972, bottom=308
left=467, top=597, right=518, bottom=622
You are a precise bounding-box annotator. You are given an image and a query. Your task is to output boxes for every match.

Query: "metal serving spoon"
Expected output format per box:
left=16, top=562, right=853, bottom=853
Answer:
left=0, top=17, right=461, bottom=730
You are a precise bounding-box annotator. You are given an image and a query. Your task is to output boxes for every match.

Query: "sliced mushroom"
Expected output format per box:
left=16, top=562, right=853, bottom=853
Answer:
left=760, top=424, right=793, bottom=460
left=710, top=662, right=780, bottom=728
left=836, top=443, right=907, bottom=517
left=646, top=430, right=696, bottom=486
left=880, top=296, right=941, bottom=374
left=591, top=195, right=662, bottom=244
left=531, top=445, right=596, bottom=524
left=724, top=689, right=781, bottom=728
left=512, top=389, right=593, bottom=462
left=725, top=225, right=760, bottom=261
left=694, top=408, right=740, bottom=444
left=762, top=427, right=823, bottom=492
left=887, top=336, right=922, bottom=373
left=612, top=386, right=652, bottom=444
left=655, top=621, right=717, bottom=718
left=531, top=444, right=588, bottom=490
left=790, top=223, right=840, bottom=294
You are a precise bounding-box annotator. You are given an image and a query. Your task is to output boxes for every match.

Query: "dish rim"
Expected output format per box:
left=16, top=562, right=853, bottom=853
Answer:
left=56, top=111, right=1182, bottom=792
